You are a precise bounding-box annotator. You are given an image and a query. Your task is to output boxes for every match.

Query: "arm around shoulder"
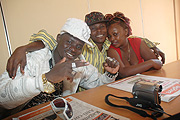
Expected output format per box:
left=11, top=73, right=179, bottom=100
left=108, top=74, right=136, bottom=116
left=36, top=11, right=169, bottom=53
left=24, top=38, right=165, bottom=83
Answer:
left=1, top=48, right=52, bottom=109
left=6, top=41, right=45, bottom=79
left=6, top=29, right=57, bottom=79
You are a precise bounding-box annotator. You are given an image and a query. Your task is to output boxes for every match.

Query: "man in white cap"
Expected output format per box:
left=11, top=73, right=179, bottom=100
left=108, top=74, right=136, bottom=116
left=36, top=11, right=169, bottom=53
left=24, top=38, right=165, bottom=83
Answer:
left=0, top=18, right=119, bottom=118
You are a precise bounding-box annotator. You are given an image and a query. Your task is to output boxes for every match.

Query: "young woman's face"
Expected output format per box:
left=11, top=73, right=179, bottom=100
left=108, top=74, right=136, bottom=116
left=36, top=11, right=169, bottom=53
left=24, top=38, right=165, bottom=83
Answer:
left=89, top=22, right=107, bottom=44
left=108, top=23, right=128, bottom=48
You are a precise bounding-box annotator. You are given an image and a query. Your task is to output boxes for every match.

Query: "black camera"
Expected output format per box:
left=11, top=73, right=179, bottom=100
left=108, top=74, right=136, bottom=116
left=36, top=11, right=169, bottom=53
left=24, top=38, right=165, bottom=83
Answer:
left=105, top=81, right=166, bottom=119
left=132, top=81, right=162, bottom=105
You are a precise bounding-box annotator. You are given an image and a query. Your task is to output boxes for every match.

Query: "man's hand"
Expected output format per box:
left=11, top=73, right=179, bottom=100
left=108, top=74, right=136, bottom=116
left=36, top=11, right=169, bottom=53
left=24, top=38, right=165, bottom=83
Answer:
left=6, top=41, right=45, bottom=79
left=151, top=47, right=165, bottom=64
left=6, top=46, right=27, bottom=79
left=45, top=58, right=89, bottom=83
left=103, top=57, right=119, bottom=74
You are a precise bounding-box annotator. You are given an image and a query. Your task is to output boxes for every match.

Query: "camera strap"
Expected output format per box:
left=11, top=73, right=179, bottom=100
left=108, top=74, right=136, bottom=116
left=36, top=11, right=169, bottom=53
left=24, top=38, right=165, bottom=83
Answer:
left=105, top=94, right=166, bottom=120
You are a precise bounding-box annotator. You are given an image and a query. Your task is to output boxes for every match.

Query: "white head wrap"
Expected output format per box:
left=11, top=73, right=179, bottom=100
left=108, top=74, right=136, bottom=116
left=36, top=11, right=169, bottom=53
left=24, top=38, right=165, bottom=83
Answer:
left=60, top=18, right=93, bottom=47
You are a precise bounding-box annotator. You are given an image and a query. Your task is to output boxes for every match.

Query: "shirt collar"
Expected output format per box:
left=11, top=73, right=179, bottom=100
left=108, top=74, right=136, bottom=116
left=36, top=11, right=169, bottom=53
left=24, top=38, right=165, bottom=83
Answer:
left=86, top=38, right=111, bottom=51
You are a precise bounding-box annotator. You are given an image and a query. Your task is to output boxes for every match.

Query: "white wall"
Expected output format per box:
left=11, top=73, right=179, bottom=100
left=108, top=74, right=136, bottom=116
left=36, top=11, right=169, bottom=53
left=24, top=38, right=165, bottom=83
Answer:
left=0, top=0, right=179, bottom=74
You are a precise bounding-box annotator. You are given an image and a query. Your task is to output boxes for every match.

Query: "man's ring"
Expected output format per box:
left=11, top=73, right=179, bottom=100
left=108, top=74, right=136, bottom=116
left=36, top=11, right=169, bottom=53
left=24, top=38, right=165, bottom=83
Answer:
left=113, top=60, right=116, bottom=63
left=72, top=70, right=77, bottom=76
left=72, top=62, right=76, bottom=68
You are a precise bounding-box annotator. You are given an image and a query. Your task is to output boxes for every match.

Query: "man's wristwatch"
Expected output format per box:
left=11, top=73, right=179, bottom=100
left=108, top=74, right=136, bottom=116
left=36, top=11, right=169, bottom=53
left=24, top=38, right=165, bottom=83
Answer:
left=42, top=74, right=55, bottom=94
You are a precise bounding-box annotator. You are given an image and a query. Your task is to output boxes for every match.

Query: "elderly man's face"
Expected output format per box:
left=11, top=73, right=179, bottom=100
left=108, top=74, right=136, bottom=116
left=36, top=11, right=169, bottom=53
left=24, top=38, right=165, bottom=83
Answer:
left=55, top=33, right=85, bottom=62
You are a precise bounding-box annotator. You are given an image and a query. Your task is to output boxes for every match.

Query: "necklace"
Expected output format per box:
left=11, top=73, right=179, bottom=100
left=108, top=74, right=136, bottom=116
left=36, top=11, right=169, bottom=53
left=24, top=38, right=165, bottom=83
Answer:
left=121, top=40, right=131, bottom=62
left=127, top=41, right=131, bottom=62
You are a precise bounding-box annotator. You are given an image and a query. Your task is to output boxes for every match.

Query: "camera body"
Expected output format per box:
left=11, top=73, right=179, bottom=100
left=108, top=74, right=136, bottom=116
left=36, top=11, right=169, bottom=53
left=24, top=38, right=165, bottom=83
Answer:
left=132, top=81, right=162, bottom=105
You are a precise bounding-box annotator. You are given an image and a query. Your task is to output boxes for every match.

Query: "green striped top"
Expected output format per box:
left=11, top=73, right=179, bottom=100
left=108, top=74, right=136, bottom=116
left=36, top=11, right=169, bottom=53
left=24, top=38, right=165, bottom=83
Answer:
left=82, top=38, right=111, bottom=74
left=30, top=29, right=57, bottom=51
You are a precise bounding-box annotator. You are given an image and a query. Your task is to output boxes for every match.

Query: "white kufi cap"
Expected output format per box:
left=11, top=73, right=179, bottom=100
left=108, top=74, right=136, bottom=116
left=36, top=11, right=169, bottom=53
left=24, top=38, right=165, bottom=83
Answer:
left=60, top=18, right=93, bottom=47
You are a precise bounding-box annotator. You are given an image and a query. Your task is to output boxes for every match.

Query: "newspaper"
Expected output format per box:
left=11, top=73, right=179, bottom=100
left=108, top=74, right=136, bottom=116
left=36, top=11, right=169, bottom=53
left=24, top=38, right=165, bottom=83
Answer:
left=66, top=96, right=129, bottom=120
left=13, top=96, right=129, bottom=120
left=13, top=104, right=55, bottom=120
left=107, top=74, right=180, bottom=102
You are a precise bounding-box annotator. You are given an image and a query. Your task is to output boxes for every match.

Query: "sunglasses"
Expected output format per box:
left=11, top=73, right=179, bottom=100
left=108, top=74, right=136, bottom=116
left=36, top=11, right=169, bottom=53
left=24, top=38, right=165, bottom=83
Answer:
left=50, top=97, right=73, bottom=120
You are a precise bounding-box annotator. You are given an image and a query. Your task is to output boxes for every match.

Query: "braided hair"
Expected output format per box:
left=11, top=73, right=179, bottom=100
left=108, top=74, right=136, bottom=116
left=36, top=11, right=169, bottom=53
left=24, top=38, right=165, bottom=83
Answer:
left=105, top=12, right=132, bottom=36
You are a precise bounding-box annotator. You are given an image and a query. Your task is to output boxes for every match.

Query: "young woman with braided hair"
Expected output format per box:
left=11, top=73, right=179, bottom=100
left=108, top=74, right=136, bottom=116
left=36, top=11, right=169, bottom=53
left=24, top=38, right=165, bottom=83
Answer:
left=105, top=12, right=163, bottom=79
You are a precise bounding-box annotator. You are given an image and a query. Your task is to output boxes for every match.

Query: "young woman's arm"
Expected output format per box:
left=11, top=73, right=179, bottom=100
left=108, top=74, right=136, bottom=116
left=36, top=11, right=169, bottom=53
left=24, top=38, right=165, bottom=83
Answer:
left=107, top=46, right=162, bottom=78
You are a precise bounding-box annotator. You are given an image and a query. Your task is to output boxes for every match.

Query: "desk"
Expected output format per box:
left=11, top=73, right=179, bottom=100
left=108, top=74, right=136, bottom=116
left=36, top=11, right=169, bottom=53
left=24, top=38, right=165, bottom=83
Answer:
left=4, top=60, right=180, bottom=120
